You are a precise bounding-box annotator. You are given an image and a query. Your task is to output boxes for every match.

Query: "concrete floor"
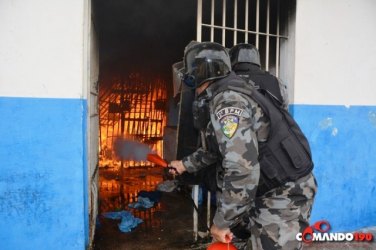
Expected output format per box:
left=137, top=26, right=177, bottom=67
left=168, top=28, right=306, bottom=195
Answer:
left=93, top=167, right=376, bottom=250
left=93, top=167, right=212, bottom=250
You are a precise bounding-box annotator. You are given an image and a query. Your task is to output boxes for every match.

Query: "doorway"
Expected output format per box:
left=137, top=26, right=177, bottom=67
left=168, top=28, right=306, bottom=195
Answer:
left=90, top=0, right=197, bottom=247
left=88, top=0, right=296, bottom=248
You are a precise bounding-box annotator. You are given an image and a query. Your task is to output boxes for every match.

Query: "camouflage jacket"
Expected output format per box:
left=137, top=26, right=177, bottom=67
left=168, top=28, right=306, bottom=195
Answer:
left=182, top=74, right=270, bottom=229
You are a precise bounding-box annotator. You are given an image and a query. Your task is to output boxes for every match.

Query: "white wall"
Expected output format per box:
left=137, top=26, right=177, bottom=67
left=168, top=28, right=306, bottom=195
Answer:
left=84, top=0, right=100, bottom=244
left=279, top=2, right=297, bottom=104
left=0, top=0, right=85, bottom=99
left=294, top=0, right=376, bottom=105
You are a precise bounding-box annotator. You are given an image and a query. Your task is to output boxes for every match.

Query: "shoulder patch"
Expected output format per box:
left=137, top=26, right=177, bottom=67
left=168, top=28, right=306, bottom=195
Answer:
left=219, top=115, right=239, bottom=138
left=216, top=107, right=244, bottom=120
left=216, top=107, right=244, bottom=138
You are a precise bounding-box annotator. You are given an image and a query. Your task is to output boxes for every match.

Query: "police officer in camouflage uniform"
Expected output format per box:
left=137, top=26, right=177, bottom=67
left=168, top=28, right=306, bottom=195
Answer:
left=170, top=41, right=317, bottom=250
left=229, top=43, right=289, bottom=110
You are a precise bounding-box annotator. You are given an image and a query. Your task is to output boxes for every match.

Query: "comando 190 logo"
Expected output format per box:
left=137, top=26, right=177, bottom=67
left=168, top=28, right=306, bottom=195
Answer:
left=296, top=220, right=374, bottom=243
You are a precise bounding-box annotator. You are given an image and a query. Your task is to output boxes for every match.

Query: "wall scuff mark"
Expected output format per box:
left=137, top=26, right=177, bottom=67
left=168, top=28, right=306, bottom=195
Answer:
left=318, top=117, right=338, bottom=136
left=368, top=111, right=376, bottom=127
left=319, top=117, right=333, bottom=129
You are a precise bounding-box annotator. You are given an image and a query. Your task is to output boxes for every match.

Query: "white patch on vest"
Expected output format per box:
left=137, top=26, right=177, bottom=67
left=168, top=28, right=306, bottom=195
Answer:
left=216, top=107, right=244, bottom=120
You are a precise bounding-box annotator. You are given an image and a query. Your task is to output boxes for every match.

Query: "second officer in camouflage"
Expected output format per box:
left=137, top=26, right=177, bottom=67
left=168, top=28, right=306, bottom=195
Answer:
left=170, top=41, right=317, bottom=250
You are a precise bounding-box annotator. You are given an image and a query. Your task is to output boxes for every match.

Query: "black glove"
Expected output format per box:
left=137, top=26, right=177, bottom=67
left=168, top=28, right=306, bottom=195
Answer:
left=230, top=214, right=251, bottom=239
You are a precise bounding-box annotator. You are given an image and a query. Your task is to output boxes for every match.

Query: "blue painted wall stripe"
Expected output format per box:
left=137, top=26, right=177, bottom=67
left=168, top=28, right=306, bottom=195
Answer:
left=0, top=97, right=88, bottom=250
left=290, top=104, right=376, bottom=232
left=1, top=97, right=375, bottom=248
left=82, top=102, right=89, bottom=248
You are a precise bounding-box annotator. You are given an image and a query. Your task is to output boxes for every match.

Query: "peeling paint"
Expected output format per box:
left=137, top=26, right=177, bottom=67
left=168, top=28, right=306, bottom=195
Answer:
left=369, top=111, right=376, bottom=127
left=319, top=117, right=333, bottom=129
left=331, top=128, right=338, bottom=136
left=0, top=173, right=52, bottom=226
left=0, top=97, right=87, bottom=249
left=293, top=104, right=376, bottom=232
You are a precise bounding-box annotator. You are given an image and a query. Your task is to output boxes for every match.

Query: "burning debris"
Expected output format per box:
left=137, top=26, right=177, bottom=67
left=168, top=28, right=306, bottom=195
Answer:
left=99, top=73, right=167, bottom=168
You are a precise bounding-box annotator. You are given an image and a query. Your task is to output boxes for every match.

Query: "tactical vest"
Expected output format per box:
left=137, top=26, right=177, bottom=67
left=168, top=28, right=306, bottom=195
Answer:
left=209, top=73, right=314, bottom=195
left=233, top=63, right=284, bottom=105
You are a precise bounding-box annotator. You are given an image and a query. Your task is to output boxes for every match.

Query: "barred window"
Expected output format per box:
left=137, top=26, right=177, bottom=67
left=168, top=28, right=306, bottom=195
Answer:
left=196, top=0, right=293, bottom=77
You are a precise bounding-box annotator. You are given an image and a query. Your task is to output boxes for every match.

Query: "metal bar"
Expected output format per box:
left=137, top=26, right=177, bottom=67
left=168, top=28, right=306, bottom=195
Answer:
left=151, top=85, right=157, bottom=137
left=191, top=6, right=201, bottom=229
left=207, top=191, right=211, bottom=233
left=193, top=185, right=199, bottom=241
left=256, top=0, right=259, bottom=48
left=138, top=85, right=144, bottom=141
left=276, top=0, right=280, bottom=77
left=233, top=0, right=238, bottom=45
left=201, top=23, right=288, bottom=39
left=197, top=0, right=202, bottom=42
left=245, top=0, right=249, bottom=43
left=211, top=0, right=215, bottom=41
left=266, top=0, right=270, bottom=71
left=222, top=0, right=226, bottom=46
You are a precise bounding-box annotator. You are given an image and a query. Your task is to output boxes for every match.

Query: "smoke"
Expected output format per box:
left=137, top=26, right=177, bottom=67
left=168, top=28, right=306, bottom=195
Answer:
left=93, top=0, right=196, bottom=78
left=113, top=138, right=153, bottom=161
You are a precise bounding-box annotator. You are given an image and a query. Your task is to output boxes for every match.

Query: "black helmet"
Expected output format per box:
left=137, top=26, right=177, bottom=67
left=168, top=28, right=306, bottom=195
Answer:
left=183, top=41, right=231, bottom=88
left=229, top=43, right=261, bottom=67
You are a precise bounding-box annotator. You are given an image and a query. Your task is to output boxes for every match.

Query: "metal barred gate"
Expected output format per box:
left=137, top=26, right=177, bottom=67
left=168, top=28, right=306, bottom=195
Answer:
left=191, top=0, right=294, bottom=241
left=196, top=0, right=290, bottom=75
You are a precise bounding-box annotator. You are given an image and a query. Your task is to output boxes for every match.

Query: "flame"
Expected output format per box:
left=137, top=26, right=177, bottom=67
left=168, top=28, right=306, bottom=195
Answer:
left=99, top=74, right=167, bottom=169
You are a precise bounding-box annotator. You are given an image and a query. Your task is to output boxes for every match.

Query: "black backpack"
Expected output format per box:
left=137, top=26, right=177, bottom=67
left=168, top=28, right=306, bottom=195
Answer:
left=210, top=74, right=314, bottom=195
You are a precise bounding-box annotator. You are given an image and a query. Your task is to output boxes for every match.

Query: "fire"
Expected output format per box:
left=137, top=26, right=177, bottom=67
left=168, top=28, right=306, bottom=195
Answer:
left=99, top=73, right=167, bottom=169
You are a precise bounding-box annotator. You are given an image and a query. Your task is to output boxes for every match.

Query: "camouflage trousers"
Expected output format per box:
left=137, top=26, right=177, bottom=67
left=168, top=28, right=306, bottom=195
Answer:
left=243, top=173, right=317, bottom=250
